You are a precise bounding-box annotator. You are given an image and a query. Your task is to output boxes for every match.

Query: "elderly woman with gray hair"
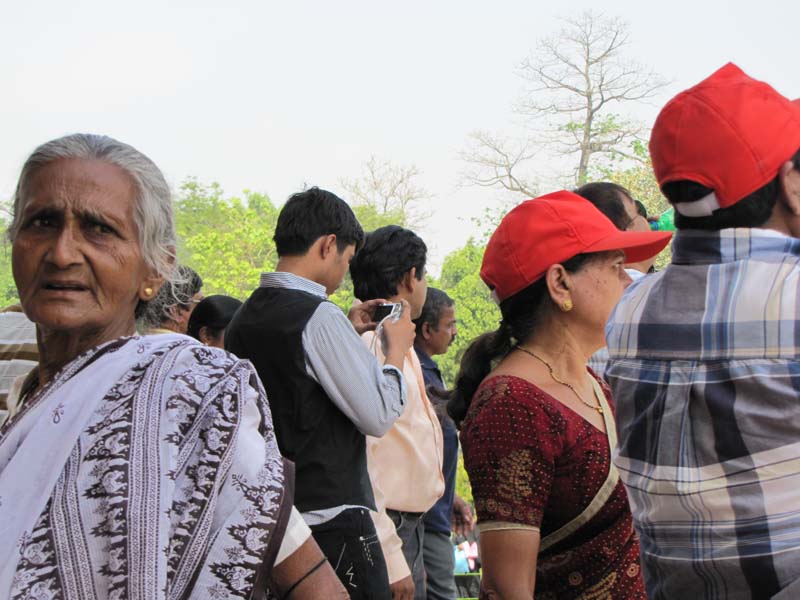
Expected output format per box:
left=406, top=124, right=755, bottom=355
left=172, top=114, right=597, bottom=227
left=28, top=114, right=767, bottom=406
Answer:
left=138, top=264, right=204, bottom=335
left=0, top=134, right=346, bottom=599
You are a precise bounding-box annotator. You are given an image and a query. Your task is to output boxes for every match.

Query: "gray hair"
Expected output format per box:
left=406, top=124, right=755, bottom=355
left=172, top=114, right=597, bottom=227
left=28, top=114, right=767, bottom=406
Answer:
left=137, top=265, right=203, bottom=331
left=10, top=133, right=177, bottom=285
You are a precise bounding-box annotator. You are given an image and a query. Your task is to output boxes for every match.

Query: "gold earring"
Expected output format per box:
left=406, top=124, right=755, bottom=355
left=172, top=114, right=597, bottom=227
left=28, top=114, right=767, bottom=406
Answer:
left=144, top=287, right=154, bottom=298
left=562, top=299, right=573, bottom=312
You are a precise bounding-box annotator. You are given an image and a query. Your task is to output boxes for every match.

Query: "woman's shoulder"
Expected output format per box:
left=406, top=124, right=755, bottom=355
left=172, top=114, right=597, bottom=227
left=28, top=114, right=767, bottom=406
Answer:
left=138, top=334, right=260, bottom=396
left=465, top=374, right=566, bottom=430
left=140, top=333, right=245, bottom=365
left=475, top=373, right=552, bottom=407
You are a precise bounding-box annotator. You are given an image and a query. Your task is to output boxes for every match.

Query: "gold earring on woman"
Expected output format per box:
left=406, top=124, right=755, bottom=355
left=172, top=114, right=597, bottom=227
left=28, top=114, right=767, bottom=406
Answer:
left=144, top=287, right=154, bottom=298
left=562, top=299, right=573, bottom=312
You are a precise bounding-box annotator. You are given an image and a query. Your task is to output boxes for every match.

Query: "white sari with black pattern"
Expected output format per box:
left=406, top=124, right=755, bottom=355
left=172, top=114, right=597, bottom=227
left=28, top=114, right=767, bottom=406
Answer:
left=0, top=334, right=293, bottom=600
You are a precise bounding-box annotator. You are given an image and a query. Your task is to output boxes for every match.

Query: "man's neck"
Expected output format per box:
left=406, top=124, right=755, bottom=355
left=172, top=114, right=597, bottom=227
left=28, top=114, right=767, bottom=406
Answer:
left=275, top=257, right=326, bottom=288
left=414, top=339, right=437, bottom=360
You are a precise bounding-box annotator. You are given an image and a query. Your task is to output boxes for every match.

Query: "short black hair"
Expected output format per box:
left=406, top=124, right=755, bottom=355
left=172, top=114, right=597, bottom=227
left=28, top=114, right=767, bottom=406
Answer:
left=413, top=288, right=454, bottom=332
left=574, top=181, right=634, bottom=231
left=350, top=225, right=427, bottom=301
left=274, top=187, right=365, bottom=256
left=665, top=149, right=800, bottom=230
left=187, top=295, right=242, bottom=341
left=635, top=200, right=648, bottom=219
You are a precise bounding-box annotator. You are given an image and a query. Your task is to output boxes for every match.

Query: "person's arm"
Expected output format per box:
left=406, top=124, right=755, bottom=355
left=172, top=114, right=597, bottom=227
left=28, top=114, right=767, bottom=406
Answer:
left=270, top=537, right=348, bottom=599
left=367, top=436, right=414, bottom=597
left=303, top=302, right=411, bottom=437
left=451, top=494, right=475, bottom=538
left=461, top=389, right=560, bottom=600
left=479, top=529, right=539, bottom=599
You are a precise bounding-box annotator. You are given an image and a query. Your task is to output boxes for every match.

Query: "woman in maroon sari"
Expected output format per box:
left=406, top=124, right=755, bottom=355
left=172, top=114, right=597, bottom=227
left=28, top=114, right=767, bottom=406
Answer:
left=446, top=191, right=671, bottom=599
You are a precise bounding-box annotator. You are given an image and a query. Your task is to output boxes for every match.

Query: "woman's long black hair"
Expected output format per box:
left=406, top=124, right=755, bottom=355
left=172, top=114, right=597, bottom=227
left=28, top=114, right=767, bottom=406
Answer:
left=445, top=253, right=597, bottom=428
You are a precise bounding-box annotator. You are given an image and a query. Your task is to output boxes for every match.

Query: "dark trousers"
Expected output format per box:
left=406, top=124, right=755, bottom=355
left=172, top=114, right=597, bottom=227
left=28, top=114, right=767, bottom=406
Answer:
left=310, top=508, right=392, bottom=600
left=423, top=530, right=457, bottom=600
left=388, top=509, right=427, bottom=600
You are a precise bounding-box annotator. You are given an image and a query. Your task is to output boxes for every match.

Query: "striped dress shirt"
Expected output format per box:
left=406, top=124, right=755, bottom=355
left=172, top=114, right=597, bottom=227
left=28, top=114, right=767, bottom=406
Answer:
left=605, top=228, right=800, bottom=600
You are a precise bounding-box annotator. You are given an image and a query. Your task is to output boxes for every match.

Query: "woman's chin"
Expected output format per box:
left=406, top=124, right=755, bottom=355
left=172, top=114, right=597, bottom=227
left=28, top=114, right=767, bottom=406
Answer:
left=32, top=311, right=130, bottom=344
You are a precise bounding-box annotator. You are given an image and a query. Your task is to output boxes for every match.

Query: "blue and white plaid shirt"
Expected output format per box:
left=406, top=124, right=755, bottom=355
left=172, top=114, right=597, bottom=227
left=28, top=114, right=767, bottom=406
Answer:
left=606, top=228, right=800, bottom=600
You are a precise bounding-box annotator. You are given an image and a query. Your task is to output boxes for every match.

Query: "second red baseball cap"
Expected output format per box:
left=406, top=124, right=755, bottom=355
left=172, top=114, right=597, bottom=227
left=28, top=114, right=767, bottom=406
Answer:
left=650, top=63, right=800, bottom=216
left=481, top=190, right=672, bottom=302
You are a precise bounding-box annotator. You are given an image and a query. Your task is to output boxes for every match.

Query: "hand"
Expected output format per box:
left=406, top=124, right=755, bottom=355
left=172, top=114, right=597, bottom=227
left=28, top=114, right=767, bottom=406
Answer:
left=382, top=300, right=416, bottom=368
left=390, top=574, right=415, bottom=600
left=452, top=495, right=475, bottom=538
left=347, top=298, right=388, bottom=335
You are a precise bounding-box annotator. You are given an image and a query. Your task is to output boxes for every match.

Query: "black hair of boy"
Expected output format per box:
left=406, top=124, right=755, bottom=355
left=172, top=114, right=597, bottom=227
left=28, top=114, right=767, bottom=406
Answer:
left=273, top=187, right=365, bottom=256
left=350, top=225, right=427, bottom=301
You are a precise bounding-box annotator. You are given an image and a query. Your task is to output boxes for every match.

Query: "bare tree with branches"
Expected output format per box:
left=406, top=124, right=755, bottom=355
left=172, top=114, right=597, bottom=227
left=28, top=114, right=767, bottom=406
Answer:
left=340, top=156, right=432, bottom=229
left=463, top=11, right=667, bottom=189
left=460, top=131, right=539, bottom=197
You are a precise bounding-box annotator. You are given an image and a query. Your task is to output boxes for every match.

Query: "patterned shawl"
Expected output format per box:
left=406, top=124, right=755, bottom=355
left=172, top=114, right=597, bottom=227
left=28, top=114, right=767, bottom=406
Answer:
left=0, top=334, right=292, bottom=600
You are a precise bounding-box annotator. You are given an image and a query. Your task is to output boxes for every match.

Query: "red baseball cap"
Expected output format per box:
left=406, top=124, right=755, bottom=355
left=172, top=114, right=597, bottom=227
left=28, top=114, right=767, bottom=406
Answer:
left=480, top=190, right=672, bottom=302
left=650, top=63, right=800, bottom=216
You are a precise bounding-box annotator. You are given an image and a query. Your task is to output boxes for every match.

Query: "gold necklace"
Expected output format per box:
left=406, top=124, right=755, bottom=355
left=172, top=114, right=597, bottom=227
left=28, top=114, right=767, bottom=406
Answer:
left=515, top=345, right=604, bottom=415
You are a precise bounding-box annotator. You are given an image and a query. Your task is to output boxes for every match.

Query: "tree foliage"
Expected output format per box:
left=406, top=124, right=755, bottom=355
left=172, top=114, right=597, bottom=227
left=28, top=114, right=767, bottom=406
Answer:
left=0, top=243, right=16, bottom=308
left=0, top=208, right=18, bottom=308
left=174, top=179, right=280, bottom=299
left=436, top=240, right=498, bottom=387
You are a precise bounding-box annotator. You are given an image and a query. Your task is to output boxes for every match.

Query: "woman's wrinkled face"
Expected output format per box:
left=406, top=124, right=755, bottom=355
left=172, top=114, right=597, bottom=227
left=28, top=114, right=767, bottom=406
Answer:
left=568, top=250, right=631, bottom=347
left=12, top=158, right=153, bottom=342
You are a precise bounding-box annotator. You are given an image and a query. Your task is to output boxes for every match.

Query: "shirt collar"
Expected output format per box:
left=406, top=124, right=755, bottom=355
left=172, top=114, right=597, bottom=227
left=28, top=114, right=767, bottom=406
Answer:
left=671, top=228, right=800, bottom=266
left=625, top=268, right=646, bottom=281
left=259, top=272, right=327, bottom=299
left=414, top=345, right=440, bottom=370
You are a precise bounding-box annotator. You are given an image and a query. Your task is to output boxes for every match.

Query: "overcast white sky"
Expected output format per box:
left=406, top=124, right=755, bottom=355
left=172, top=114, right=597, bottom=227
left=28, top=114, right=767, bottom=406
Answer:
left=3, top=0, right=800, bottom=272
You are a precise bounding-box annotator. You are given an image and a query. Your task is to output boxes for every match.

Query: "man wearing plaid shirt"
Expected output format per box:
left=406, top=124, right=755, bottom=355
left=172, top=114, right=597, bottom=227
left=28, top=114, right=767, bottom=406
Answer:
left=605, top=63, right=800, bottom=599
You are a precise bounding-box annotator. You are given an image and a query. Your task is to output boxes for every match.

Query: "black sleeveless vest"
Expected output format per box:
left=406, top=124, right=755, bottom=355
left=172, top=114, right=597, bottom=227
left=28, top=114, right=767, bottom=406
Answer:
left=225, top=286, right=375, bottom=512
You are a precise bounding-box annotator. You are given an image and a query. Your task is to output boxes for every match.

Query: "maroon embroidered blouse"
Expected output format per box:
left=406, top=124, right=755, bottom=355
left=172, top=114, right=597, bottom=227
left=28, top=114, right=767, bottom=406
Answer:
left=460, top=374, right=645, bottom=600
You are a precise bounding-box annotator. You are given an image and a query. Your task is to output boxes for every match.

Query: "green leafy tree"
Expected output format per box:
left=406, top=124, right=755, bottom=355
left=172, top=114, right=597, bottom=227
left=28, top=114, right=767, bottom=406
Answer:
left=0, top=242, right=17, bottom=308
left=455, top=454, right=473, bottom=506
left=0, top=207, right=19, bottom=307
left=432, top=240, right=499, bottom=508
left=436, top=240, right=499, bottom=391
left=174, top=179, right=279, bottom=299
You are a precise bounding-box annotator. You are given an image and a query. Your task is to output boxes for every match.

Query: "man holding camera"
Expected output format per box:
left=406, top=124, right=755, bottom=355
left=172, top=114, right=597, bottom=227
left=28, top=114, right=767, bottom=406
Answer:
left=226, top=188, right=416, bottom=599
left=350, top=226, right=444, bottom=600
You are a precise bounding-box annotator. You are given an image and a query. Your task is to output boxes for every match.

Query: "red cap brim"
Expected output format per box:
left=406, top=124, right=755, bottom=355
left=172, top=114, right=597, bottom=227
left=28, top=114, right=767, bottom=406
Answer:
left=584, top=229, right=673, bottom=263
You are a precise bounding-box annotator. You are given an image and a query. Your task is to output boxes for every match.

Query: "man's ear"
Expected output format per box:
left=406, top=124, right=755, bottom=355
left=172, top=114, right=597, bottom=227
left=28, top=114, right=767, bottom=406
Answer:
left=319, top=234, right=339, bottom=259
left=779, top=161, right=800, bottom=216
left=421, top=321, right=433, bottom=341
left=403, top=267, right=419, bottom=293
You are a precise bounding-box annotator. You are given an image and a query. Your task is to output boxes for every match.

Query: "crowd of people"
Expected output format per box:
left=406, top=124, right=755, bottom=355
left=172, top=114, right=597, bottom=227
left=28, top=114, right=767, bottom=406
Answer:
left=0, top=61, right=798, bottom=600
